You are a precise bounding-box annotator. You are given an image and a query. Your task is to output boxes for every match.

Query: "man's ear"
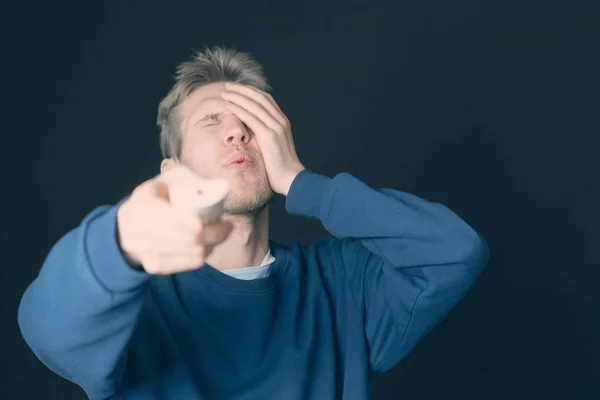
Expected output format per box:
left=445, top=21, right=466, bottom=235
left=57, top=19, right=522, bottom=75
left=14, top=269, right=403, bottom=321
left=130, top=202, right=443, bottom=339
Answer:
left=160, top=158, right=179, bottom=175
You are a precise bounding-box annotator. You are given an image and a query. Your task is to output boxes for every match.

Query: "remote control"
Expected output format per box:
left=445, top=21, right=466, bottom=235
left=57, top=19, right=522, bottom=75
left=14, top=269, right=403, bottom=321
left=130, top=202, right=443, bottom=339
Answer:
left=168, top=178, right=230, bottom=223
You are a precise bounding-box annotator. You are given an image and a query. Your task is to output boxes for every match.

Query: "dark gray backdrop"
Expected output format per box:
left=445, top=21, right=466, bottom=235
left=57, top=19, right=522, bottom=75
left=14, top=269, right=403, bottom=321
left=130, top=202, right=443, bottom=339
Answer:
left=1, top=0, right=599, bottom=399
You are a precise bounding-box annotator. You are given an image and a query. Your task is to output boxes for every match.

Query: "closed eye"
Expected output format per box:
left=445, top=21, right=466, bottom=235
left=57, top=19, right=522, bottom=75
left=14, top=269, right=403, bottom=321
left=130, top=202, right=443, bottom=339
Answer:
left=194, top=112, right=224, bottom=127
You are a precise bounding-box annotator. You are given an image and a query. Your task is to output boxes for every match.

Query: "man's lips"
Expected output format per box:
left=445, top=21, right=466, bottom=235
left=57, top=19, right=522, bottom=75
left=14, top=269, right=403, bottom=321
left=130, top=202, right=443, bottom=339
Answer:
left=223, top=152, right=254, bottom=168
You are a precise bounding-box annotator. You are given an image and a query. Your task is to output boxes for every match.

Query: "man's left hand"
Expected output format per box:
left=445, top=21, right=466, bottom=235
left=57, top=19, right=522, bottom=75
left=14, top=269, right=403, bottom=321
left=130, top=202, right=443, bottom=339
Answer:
left=221, top=82, right=305, bottom=196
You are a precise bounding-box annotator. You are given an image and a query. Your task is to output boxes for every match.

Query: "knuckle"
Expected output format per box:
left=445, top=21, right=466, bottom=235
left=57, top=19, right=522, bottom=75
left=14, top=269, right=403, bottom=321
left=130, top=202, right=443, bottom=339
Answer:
left=142, top=257, right=159, bottom=274
left=191, top=251, right=205, bottom=266
left=184, top=231, right=200, bottom=246
left=266, top=129, right=278, bottom=139
left=194, top=246, right=206, bottom=260
left=186, top=216, right=203, bottom=235
left=190, top=225, right=203, bottom=239
left=183, top=245, right=203, bottom=263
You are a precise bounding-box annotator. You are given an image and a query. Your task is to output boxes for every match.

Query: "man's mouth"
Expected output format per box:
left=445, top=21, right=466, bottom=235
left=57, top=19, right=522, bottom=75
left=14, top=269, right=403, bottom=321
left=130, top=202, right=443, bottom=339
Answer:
left=224, top=152, right=254, bottom=170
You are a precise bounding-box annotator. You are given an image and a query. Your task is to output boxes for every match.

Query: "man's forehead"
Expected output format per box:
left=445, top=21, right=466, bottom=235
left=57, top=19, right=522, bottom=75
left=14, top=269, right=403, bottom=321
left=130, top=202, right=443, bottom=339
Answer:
left=181, top=87, right=225, bottom=120
left=185, top=97, right=222, bottom=119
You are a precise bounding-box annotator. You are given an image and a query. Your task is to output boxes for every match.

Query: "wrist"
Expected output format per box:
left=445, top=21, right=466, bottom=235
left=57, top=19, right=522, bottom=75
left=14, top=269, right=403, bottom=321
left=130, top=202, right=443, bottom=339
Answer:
left=280, top=165, right=305, bottom=196
left=115, top=208, right=143, bottom=270
left=84, top=202, right=151, bottom=292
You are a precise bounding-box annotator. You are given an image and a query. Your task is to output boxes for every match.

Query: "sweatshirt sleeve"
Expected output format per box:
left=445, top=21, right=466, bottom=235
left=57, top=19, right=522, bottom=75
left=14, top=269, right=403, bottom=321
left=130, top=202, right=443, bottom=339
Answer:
left=17, top=200, right=150, bottom=399
left=285, top=169, right=490, bottom=374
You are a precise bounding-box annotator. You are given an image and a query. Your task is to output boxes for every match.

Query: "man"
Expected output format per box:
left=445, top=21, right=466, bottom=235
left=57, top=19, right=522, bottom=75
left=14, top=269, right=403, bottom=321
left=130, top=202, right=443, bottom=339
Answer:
left=18, top=46, right=489, bottom=400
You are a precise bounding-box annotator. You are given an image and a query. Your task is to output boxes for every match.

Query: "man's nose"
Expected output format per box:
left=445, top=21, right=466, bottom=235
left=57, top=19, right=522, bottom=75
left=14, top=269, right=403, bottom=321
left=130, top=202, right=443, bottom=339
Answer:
left=224, top=122, right=250, bottom=145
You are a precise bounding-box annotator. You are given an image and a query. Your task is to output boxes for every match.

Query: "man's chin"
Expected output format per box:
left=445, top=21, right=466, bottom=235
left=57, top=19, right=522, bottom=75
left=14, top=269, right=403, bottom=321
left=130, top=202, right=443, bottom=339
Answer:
left=223, top=189, right=274, bottom=216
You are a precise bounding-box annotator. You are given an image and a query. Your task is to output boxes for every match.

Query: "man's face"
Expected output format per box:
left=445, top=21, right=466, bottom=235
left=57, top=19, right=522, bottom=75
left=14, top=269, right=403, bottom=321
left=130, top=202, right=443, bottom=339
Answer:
left=175, top=82, right=273, bottom=215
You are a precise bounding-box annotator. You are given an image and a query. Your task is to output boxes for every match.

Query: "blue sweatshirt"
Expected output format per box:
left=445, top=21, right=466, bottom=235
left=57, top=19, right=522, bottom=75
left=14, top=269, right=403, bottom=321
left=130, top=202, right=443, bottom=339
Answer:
left=18, top=169, right=489, bottom=400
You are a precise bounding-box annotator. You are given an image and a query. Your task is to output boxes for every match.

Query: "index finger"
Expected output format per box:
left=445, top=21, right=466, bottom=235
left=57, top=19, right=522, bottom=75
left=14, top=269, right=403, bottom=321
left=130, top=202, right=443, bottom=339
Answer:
left=158, top=164, right=206, bottom=186
left=224, top=82, right=287, bottom=126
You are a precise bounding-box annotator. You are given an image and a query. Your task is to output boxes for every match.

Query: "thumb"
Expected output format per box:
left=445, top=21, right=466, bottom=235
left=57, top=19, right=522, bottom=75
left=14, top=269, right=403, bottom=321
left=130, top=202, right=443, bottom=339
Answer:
left=158, top=164, right=204, bottom=185
left=150, top=164, right=203, bottom=201
left=151, top=180, right=170, bottom=201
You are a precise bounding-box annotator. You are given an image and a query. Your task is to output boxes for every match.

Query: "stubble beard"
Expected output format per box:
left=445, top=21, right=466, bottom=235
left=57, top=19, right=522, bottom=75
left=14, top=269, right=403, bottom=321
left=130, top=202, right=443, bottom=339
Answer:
left=223, top=172, right=274, bottom=216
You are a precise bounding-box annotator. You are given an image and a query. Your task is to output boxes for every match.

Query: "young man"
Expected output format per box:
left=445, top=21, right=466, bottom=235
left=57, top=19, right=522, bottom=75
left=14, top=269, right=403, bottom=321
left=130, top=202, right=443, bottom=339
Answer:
left=18, top=47, right=489, bottom=400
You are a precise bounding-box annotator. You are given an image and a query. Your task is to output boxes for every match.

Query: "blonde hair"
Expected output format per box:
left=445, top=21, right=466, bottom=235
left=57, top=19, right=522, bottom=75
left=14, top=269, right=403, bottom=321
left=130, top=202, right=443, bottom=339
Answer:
left=157, top=46, right=271, bottom=159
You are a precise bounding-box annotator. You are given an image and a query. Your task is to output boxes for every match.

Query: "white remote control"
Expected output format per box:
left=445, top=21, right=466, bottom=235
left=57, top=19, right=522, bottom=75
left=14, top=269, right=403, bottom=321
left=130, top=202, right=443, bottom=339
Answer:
left=168, top=178, right=230, bottom=223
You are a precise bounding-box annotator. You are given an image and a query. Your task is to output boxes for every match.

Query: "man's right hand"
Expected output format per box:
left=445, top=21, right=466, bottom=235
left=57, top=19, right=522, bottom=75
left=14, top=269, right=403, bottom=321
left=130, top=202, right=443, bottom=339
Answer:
left=116, top=164, right=233, bottom=275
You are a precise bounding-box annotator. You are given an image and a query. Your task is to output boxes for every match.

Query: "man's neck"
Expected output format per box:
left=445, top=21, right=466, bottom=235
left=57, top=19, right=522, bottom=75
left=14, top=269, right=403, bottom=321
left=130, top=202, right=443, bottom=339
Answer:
left=204, top=206, right=270, bottom=271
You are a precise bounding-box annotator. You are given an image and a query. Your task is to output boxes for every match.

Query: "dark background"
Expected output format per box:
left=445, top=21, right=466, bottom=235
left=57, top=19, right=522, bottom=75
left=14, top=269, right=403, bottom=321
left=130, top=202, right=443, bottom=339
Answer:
left=1, top=0, right=599, bottom=399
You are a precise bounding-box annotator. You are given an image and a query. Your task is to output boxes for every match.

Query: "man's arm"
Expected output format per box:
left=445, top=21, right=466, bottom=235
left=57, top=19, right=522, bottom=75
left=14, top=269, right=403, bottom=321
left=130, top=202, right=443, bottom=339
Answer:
left=285, top=169, right=490, bottom=374
left=217, top=83, right=489, bottom=373
left=18, top=166, right=233, bottom=399
left=18, top=203, right=150, bottom=399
